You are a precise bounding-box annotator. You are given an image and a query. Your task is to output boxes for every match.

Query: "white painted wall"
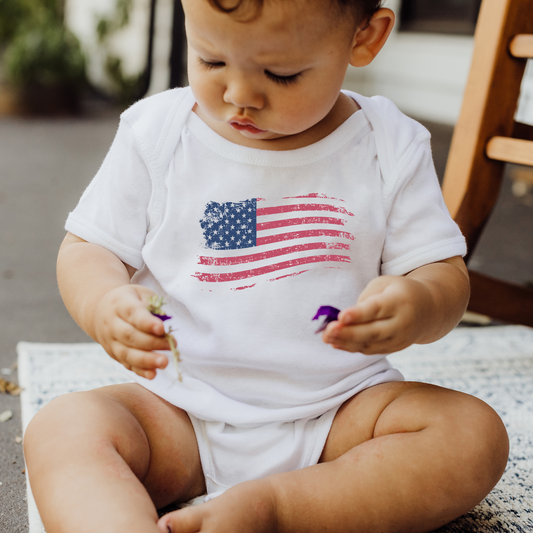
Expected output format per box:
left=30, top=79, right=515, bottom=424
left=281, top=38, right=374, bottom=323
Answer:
left=342, top=0, right=533, bottom=126
left=342, top=0, right=474, bottom=125
left=516, top=60, right=533, bottom=126
left=147, top=0, right=175, bottom=95
left=65, top=0, right=173, bottom=96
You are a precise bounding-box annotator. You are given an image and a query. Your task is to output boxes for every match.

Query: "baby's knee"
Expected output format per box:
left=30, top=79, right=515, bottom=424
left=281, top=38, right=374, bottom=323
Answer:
left=442, top=392, right=509, bottom=493
left=392, top=385, right=509, bottom=493
left=24, top=389, right=132, bottom=461
left=465, top=396, right=508, bottom=468
left=24, top=391, right=96, bottom=453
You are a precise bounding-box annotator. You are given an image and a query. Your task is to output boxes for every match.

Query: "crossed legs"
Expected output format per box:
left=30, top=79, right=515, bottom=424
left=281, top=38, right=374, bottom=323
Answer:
left=24, top=381, right=508, bottom=533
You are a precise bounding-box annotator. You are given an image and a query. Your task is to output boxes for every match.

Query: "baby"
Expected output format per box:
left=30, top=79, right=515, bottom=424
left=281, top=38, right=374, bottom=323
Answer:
left=24, top=0, right=509, bottom=532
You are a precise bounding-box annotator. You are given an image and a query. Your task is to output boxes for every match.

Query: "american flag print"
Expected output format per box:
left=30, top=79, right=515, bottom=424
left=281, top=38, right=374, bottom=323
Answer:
left=194, top=194, right=355, bottom=289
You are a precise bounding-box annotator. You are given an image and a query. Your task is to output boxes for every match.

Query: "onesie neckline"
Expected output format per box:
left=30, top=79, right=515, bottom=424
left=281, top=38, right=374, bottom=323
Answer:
left=185, top=99, right=371, bottom=168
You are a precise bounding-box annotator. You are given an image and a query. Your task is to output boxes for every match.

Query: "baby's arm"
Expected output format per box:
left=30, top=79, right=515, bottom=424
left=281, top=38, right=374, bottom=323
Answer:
left=57, top=232, right=170, bottom=379
left=322, top=256, right=470, bottom=354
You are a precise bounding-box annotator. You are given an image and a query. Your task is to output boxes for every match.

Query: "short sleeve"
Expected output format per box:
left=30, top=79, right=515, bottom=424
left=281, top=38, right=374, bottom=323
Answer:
left=380, top=136, right=467, bottom=275
left=65, top=119, right=152, bottom=270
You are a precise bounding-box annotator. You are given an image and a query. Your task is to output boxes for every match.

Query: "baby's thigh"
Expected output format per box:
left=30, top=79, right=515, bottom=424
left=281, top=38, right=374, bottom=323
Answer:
left=24, top=383, right=205, bottom=506
left=320, top=381, right=509, bottom=470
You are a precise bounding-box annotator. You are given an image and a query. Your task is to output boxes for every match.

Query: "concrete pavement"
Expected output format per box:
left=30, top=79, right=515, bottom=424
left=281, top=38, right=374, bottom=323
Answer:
left=0, top=103, right=119, bottom=531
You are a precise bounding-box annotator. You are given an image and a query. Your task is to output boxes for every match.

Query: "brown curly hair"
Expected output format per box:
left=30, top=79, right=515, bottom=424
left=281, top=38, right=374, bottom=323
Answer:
left=206, top=0, right=383, bottom=26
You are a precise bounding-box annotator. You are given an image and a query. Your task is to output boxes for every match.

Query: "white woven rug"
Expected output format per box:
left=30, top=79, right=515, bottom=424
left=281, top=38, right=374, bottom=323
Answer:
left=18, top=326, right=533, bottom=533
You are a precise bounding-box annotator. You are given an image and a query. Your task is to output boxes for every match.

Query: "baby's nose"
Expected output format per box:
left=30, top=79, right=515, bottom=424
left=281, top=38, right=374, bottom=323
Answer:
left=223, top=75, right=264, bottom=110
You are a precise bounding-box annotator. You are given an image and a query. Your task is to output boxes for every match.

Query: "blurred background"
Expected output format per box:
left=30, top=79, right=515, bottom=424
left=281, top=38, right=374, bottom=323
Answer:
left=0, top=0, right=532, bottom=530
left=2, top=0, right=532, bottom=123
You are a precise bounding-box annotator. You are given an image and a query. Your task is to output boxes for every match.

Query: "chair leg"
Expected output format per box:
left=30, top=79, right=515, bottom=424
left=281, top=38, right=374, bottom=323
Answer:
left=468, top=270, right=533, bottom=327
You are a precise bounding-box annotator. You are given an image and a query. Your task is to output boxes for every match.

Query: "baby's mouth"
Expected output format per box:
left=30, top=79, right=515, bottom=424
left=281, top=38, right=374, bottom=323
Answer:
left=229, top=120, right=266, bottom=134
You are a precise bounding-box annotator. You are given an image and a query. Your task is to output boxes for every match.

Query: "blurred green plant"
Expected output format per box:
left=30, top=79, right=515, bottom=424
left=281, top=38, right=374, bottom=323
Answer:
left=96, top=0, right=146, bottom=106
left=4, top=13, right=85, bottom=87
left=1, top=0, right=86, bottom=88
left=0, top=0, right=31, bottom=44
left=1, top=0, right=144, bottom=109
left=0, top=0, right=65, bottom=43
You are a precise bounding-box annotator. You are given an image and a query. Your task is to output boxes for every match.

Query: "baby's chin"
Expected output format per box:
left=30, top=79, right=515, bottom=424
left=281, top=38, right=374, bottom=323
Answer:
left=236, top=129, right=292, bottom=141
left=224, top=125, right=302, bottom=146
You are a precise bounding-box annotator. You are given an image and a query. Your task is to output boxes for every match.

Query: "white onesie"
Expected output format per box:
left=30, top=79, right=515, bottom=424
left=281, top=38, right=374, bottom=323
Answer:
left=65, top=87, right=466, bottom=498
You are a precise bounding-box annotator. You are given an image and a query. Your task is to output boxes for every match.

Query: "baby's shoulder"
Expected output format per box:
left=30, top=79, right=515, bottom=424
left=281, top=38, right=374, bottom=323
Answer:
left=119, top=87, right=196, bottom=170
left=122, top=87, right=193, bottom=125
left=354, top=93, right=429, bottom=149
left=345, top=91, right=432, bottom=184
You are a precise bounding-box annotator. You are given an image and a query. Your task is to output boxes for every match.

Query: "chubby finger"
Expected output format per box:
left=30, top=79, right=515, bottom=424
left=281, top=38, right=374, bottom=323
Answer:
left=132, top=367, right=159, bottom=380
left=110, top=287, right=168, bottom=337
left=113, top=317, right=172, bottom=352
left=323, top=319, right=393, bottom=353
left=112, top=342, right=169, bottom=370
left=356, top=274, right=397, bottom=301
left=119, top=302, right=167, bottom=337
left=326, top=324, right=412, bottom=355
left=127, top=349, right=169, bottom=371
left=338, top=295, right=392, bottom=326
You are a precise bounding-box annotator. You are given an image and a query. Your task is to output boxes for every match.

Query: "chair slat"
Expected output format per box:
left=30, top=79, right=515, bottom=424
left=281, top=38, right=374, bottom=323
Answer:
left=442, top=0, right=533, bottom=327
left=509, top=34, right=533, bottom=57
left=442, top=0, right=529, bottom=229
left=468, top=271, right=533, bottom=327
left=486, top=136, right=533, bottom=166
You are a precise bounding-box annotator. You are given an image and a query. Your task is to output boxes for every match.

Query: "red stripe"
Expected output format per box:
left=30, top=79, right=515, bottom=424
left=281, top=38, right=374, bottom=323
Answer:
left=257, top=229, right=354, bottom=245
left=268, top=270, right=310, bottom=282
left=257, top=216, right=345, bottom=230
left=231, top=284, right=257, bottom=291
left=197, top=242, right=350, bottom=266
left=193, top=255, right=350, bottom=282
left=257, top=203, right=354, bottom=217
left=282, top=194, right=343, bottom=201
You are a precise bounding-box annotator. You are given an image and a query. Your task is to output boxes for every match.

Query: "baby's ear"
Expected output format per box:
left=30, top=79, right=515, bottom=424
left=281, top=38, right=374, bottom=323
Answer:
left=350, top=8, right=395, bottom=67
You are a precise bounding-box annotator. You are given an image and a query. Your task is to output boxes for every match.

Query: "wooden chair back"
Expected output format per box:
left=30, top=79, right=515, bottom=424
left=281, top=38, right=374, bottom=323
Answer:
left=442, top=0, right=533, bottom=327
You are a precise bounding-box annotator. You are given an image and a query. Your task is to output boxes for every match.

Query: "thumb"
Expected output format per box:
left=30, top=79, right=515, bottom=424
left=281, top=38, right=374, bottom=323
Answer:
left=337, top=276, right=395, bottom=325
left=356, top=275, right=395, bottom=304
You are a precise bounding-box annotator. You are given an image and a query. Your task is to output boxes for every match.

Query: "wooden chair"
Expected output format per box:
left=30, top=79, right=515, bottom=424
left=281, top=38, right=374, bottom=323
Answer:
left=442, top=0, right=533, bottom=327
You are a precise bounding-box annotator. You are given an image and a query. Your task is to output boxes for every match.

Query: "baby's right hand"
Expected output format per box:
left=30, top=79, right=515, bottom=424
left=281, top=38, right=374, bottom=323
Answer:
left=93, top=285, right=171, bottom=380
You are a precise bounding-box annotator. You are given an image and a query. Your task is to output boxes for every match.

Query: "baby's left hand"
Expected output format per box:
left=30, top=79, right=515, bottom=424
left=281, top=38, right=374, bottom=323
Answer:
left=322, top=275, right=431, bottom=355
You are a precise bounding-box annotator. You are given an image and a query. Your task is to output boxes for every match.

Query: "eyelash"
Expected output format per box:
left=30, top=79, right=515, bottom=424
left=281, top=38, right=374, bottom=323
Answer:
left=264, top=70, right=301, bottom=86
left=198, top=58, right=301, bottom=86
left=199, top=58, right=224, bottom=70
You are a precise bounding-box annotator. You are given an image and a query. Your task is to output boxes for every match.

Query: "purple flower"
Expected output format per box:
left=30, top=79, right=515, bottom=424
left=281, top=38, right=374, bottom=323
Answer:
left=151, top=312, right=172, bottom=322
left=147, top=295, right=171, bottom=321
left=312, top=305, right=340, bottom=333
left=146, top=295, right=182, bottom=381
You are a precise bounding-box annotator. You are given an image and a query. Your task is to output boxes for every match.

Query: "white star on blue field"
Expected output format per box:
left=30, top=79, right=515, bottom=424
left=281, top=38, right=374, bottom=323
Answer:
left=200, top=199, right=257, bottom=250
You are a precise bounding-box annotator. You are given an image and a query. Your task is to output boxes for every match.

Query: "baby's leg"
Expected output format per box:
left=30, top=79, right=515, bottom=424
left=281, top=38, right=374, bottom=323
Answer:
left=159, top=382, right=508, bottom=533
left=23, top=383, right=205, bottom=533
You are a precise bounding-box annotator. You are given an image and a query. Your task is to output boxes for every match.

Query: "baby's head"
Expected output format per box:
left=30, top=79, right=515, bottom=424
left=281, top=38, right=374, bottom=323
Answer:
left=182, top=0, right=394, bottom=147
left=207, top=0, right=383, bottom=29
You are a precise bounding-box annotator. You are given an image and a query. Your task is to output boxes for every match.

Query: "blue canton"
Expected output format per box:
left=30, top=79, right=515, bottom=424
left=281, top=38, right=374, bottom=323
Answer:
left=200, top=199, right=257, bottom=250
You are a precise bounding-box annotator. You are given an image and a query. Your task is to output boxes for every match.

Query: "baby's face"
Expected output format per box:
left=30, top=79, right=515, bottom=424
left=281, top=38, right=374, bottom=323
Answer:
left=183, top=0, right=359, bottom=146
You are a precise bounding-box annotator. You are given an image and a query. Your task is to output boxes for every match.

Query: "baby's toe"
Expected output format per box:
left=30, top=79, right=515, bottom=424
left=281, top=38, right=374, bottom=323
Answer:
left=158, top=506, right=203, bottom=533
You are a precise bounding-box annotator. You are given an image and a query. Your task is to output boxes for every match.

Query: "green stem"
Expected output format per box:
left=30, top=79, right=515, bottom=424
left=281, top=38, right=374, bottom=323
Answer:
left=166, top=330, right=182, bottom=382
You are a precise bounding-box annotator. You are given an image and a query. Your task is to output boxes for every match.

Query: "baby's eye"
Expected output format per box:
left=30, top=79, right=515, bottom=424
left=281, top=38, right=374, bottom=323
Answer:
left=198, top=58, right=225, bottom=69
left=265, top=70, right=302, bottom=86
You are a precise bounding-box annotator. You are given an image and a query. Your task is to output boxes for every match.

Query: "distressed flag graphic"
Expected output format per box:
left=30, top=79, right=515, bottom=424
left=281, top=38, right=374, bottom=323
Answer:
left=194, top=194, right=355, bottom=288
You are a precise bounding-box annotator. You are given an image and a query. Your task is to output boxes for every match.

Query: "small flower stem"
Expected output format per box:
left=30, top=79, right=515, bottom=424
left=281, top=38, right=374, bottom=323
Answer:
left=166, top=328, right=182, bottom=382
left=147, top=295, right=182, bottom=381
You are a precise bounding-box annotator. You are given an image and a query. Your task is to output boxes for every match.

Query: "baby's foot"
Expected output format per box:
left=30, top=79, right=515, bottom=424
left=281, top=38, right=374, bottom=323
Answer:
left=157, top=479, right=278, bottom=533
